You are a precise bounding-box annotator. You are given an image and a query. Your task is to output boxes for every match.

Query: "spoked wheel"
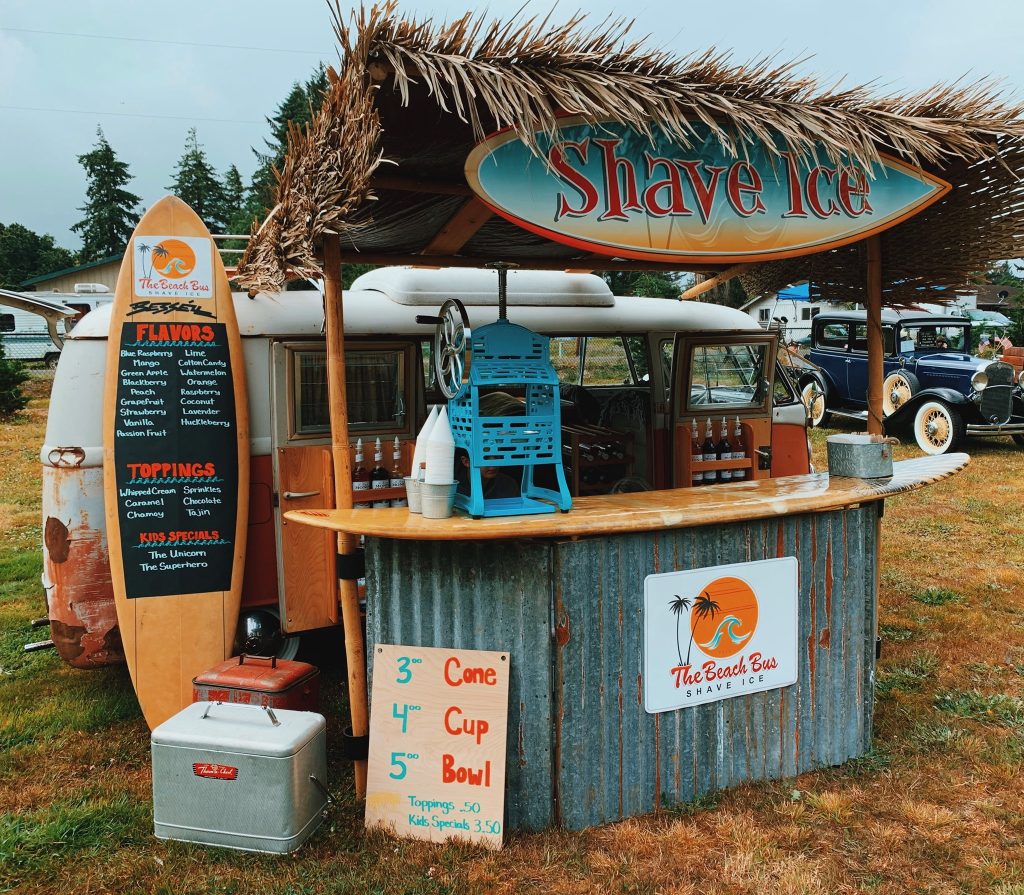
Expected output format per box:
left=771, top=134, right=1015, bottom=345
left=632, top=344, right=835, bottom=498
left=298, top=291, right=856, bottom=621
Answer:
left=800, top=380, right=829, bottom=428
left=913, top=400, right=964, bottom=455
left=433, top=298, right=472, bottom=400
left=882, top=370, right=918, bottom=417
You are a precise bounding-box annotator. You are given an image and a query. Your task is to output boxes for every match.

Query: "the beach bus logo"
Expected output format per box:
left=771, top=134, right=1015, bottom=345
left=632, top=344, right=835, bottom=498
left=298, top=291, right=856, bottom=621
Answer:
left=133, top=234, right=214, bottom=299
left=643, top=558, right=798, bottom=713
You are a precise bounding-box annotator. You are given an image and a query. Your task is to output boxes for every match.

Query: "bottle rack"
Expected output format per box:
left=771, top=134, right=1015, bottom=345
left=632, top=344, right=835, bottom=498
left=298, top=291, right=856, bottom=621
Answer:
left=677, top=419, right=755, bottom=487
left=348, top=438, right=414, bottom=506
left=561, top=424, right=633, bottom=496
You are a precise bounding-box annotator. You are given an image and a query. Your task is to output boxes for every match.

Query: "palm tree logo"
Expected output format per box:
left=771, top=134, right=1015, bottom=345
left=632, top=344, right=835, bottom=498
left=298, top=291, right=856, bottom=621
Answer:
left=136, top=242, right=151, bottom=279
left=670, top=590, right=722, bottom=667
left=151, top=242, right=170, bottom=276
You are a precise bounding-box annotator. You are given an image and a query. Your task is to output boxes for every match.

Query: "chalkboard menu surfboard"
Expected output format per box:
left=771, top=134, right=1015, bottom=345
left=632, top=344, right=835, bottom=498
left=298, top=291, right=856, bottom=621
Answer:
left=103, top=195, right=249, bottom=730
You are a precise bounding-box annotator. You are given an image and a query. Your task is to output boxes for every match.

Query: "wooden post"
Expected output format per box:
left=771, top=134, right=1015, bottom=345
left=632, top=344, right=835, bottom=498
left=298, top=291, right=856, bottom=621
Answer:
left=322, top=234, right=369, bottom=797
left=865, top=235, right=884, bottom=436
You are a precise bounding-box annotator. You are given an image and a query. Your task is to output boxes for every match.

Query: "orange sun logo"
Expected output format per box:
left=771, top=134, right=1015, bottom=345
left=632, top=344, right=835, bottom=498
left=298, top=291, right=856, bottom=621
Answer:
left=689, top=576, right=759, bottom=660
left=150, top=238, right=196, bottom=279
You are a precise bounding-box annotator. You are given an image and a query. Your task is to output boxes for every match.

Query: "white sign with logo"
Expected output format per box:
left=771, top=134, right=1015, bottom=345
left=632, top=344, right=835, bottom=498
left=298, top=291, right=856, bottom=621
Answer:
left=643, top=557, right=798, bottom=714
left=132, top=235, right=214, bottom=299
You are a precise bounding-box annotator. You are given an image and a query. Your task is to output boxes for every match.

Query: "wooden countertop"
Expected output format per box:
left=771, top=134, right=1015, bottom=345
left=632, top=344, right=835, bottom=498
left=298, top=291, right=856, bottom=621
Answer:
left=285, top=453, right=968, bottom=541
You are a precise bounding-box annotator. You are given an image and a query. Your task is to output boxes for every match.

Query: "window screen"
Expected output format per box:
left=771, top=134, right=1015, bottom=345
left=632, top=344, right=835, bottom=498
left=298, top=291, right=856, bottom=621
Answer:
left=687, top=343, right=769, bottom=410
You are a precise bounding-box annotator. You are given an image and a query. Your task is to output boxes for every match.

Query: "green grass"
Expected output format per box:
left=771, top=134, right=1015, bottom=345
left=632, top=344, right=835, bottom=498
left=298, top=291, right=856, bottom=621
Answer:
left=875, top=651, right=939, bottom=697
left=912, top=586, right=965, bottom=606
left=935, top=690, right=1024, bottom=727
left=0, top=794, right=151, bottom=882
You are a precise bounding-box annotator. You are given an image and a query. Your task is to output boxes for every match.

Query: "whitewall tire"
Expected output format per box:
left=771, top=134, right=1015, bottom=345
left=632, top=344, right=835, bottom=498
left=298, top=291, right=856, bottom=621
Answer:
left=912, top=400, right=963, bottom=455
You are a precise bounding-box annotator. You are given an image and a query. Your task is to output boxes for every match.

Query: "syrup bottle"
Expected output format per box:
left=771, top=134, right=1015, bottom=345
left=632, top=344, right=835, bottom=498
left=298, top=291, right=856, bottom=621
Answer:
left=702, top=419, right=718, bottom=484
left=389, top=436, right=407, bottom=507
left=353, top=438, right=371, bottom=508
left=370, top=437, right=390, bottom=507
left=690, top=417, right=703, bottom=486
left=717, top=417, right=732, bottom=482
left=732, top=416, right=746, bottom=481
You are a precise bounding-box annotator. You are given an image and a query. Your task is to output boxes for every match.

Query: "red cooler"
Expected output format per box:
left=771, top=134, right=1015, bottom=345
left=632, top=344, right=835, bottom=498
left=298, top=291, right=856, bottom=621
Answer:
left=192, top=655, right=320, bottom=712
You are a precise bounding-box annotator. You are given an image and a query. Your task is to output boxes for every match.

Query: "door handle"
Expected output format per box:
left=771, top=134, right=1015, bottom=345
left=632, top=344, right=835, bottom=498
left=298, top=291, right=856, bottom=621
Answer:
left=283, top=490, right=320, bottom=500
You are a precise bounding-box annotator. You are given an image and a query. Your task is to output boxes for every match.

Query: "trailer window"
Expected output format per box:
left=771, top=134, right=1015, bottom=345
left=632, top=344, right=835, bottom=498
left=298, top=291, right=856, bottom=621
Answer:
left=551, top=337, right=582, bottom=385
left=582, top=337, right=634, bottom=385
left=686, top=343, right=769, bottom=410
left=0, top=314, right=13, bottom=333
left=292, top=348, right=408, bottom=435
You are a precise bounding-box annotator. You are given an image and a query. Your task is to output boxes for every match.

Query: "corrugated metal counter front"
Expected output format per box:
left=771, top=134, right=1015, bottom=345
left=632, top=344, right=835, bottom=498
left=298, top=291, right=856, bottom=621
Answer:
left=286, top=454, right=968, bottom=831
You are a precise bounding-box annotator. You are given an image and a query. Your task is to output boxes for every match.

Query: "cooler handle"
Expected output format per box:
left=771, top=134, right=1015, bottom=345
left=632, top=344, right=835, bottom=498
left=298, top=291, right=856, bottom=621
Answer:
left=199, top=702, right=282, bottom=727
left=238, top=654, right=278, bottom=668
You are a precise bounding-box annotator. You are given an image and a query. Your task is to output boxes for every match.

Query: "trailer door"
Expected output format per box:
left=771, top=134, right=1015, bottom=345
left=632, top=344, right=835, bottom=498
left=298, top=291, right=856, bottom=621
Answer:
left=272, top=342, right=339, bottom=634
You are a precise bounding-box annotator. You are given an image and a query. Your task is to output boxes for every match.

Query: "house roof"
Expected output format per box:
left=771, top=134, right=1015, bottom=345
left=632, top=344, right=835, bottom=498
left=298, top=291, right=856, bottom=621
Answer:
left=234, top=2, right=1024, bottom=308
left=20, top=254, right=122, bottom=287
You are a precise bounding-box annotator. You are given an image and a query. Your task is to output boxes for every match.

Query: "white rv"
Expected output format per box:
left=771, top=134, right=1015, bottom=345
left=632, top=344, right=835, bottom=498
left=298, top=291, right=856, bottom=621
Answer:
left=40, top=267, right=811, bottom=669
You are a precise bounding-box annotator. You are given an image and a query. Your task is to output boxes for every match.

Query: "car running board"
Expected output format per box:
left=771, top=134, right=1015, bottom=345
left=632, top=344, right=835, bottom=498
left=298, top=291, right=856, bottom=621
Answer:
left=829, top=409, right=870, bottom=422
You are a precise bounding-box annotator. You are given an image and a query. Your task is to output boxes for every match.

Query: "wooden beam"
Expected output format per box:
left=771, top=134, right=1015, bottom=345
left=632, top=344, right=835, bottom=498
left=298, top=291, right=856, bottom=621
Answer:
left=865, top=235, right=884, bottom=436
left=371, top=173, right=473, bottom=197
left=422, top=197, right=494, bottom=256
left=322, top=234, right=369, bottom=799
left=680, top=264, right=751, bottom=300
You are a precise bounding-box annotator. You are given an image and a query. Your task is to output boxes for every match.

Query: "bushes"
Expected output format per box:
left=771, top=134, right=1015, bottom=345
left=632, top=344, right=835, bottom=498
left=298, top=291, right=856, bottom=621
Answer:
left=0, top=340, right=29, bottom=418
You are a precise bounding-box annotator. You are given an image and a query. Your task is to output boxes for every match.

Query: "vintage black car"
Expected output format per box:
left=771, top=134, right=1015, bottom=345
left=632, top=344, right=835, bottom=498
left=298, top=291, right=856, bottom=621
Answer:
left=797, top=310, right=1024, bottom=454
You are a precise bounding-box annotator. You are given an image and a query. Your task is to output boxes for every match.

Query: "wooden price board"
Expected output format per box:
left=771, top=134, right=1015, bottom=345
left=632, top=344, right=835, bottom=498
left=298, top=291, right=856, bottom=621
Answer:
left=365, top=644, right=510, bottom=849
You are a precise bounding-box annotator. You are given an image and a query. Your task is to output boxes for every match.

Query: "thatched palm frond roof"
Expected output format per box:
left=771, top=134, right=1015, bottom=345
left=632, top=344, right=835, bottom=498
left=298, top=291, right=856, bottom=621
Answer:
left=235, top=1, right=1024, bottom=304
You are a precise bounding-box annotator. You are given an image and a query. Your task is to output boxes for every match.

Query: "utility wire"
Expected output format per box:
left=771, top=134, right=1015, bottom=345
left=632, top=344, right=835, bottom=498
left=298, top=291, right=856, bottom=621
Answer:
left=0, top=104, right=263, bottom=125
left=1, top=26, right=332, bottom=56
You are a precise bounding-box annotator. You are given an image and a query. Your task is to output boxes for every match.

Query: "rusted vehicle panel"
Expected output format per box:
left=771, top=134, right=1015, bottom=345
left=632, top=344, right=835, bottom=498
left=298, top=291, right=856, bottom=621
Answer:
left=41, top=464, right=123, bottom=668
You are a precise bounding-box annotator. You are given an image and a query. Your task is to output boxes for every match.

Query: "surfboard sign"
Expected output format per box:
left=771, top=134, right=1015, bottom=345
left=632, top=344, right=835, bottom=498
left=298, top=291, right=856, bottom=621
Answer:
left=103, top=195, right=249, bottom=729
left=464, top=118, right=951, bottom=264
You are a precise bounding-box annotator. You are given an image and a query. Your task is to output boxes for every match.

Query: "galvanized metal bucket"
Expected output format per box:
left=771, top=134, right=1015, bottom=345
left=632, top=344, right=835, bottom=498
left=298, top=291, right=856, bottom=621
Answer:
left=826, top=433, right=896, bottom=478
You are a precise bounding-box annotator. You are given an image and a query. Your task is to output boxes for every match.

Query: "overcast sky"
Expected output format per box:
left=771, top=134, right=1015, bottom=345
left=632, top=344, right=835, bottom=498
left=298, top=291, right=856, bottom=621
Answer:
left=2, top=0, right=1022, bottom=250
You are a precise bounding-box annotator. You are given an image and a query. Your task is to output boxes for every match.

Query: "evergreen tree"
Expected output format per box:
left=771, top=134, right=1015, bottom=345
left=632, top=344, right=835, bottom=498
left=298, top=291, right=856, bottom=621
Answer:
left=71, top=127, right=140, bottom=262
left=217, top=165, right=247, bottom=235
left=0, top=222, right=76, bottom=289
left=248, top=66, right=329, bottom=217
left=599, top=270, right=683, bottom=299
left=169, top=128, right=225, bottom=232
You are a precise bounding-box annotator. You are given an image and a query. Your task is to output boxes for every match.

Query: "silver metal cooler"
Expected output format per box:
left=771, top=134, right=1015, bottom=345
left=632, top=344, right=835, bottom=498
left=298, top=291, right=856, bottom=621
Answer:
left=151, top=701, right=328, bottom=853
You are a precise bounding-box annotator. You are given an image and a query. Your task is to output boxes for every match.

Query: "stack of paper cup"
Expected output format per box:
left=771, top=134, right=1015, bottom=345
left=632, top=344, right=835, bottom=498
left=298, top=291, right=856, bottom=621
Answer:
left=406, top=405, right=438, bottom=514
left=424, top=406, right=455, bottom=485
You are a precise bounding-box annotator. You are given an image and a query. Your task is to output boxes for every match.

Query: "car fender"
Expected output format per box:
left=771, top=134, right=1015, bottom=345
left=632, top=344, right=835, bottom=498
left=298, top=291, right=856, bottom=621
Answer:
left=803, top=367, right=838, bottom=404
left=883, top=387, right=971, bottom=432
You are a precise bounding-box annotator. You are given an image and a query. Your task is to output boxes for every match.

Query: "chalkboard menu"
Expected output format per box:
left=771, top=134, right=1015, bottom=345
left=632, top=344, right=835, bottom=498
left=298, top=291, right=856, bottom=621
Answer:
left=112, top=321, right=238, bottom=598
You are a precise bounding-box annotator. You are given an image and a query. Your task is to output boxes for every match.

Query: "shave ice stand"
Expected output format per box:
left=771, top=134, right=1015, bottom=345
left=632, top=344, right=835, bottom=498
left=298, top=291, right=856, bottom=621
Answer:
left=286, top=267, right=966, bottom=843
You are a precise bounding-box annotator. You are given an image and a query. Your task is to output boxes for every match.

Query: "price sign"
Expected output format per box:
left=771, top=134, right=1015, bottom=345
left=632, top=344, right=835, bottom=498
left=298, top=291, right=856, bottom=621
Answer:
left=365, top=644, right=510, bottom=849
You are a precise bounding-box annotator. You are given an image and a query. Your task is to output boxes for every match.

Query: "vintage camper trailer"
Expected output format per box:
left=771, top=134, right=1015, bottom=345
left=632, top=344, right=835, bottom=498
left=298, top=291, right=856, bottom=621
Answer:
left=40, top=266, right=811, bottom=669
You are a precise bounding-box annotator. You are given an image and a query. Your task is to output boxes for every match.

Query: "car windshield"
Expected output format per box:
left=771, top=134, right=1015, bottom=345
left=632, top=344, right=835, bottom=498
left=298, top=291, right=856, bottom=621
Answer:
left=688, top=343, right=769, bottom=409
left=898, top=325, right=968, bottom=353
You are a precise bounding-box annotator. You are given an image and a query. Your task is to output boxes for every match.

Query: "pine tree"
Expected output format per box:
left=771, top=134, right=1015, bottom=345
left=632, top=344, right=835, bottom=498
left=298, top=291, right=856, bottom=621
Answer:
left=168, top=128, right=225, bottom=232
left=248, top=66, right=329, bottom=216
left=71, top=127, right=140, bottom=262
left=217, top=165, right=247, bottom=235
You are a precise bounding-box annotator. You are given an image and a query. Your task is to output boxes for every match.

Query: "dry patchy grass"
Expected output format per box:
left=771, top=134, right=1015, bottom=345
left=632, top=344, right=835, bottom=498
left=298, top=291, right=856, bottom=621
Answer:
left=1, top=386, right=1023, bottom=894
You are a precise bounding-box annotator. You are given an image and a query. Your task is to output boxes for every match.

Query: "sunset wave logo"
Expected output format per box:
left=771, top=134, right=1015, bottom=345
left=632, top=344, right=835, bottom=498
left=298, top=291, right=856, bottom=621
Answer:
left=669, top=575, right=759, bottom=665
left=146, top=238, right=196, bottom=279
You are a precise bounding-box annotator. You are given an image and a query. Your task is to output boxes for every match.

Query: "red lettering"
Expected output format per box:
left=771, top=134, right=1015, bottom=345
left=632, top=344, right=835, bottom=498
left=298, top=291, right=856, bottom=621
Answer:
left=836, top=167, right=873, bottom=216
left=726, top=161, right=766, bottom=217
left=671, top=664, right=702, bottom=687
left=642, top=154, right=692, bottom=217
left=676, top=160, right=726, bottom=224
left=806, top=166, right=840, bottom=218
left=594, top=138, right=643, bottom=222
left=135, top=324, right=147, bottom=341
left=551, top=140, right=599, bottom=219
left=441, top=754, right=491, bottom=787
left=443, top=656, right=497, bottom=687
left=750, top=652, right=778, bottom=672
left=781, top=152, right=808, bottom=218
